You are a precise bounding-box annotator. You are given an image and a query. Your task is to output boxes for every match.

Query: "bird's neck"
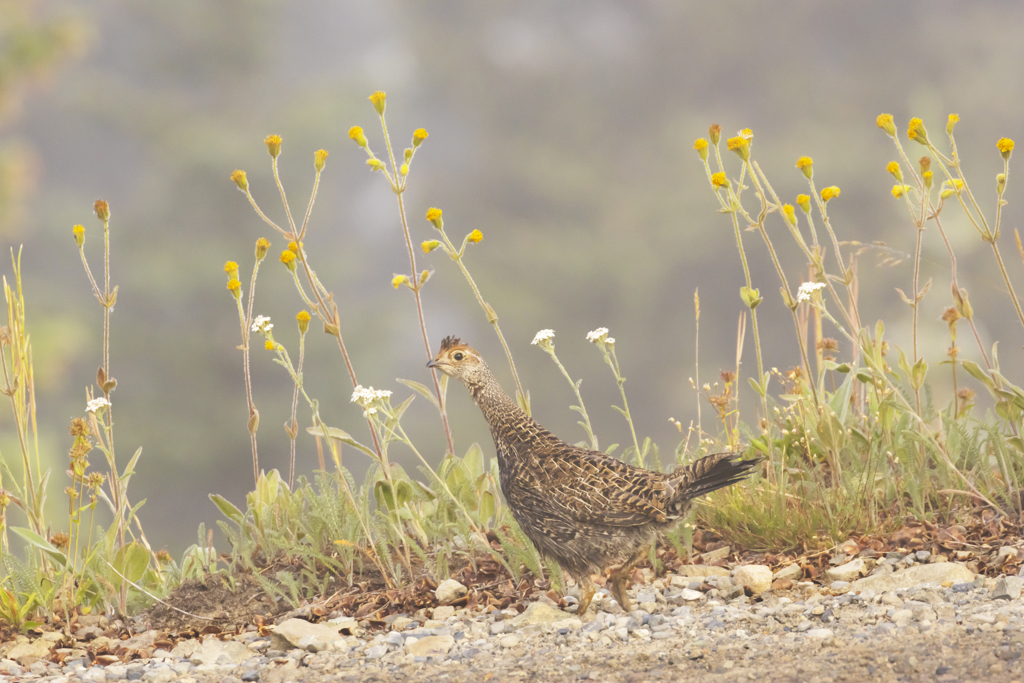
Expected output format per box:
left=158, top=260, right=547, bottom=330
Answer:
left=469, top=373, right=556, bottom=458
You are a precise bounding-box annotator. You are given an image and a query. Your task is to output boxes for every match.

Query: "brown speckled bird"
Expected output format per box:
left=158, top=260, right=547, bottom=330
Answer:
left=427, top=336, right=761, bottom=615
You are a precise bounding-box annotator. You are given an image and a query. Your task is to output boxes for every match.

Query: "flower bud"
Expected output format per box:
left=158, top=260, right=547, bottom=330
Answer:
left=255, top=237, right=270, bottom=262
left=467, top=229, right=483, bottom=243
left=421, top=239, right=440, bottom=254
left=923, top=171, right=933, bottom=190
left=73, top=224, right=85, bottom=247
left=876, top=113, right=896, bottom=137
left=782, top=204, right=796, bottom=226
left=280, top=250, right=297, bottom=271
left=821, top=186, right=841, bottom=202
left=919, top=156, right=931, bottom=174
left=94, top=199, right=110, bottom=222
left=420, top=269, right=430, bottom=284
left=796, top=156, right=813, bottom=179
left=998, top=173, right=1006, bottom=192
left=366, top=158, right=386, bottom=171
left=412, top=128, right=429, bottom=147
left=400, top=163, right=409, bottom=176
left=369, top=91, right=386, bottom=115
left=708, top=124, right=721, bottom=145
left=265, top=340, right=275, bottom=351
left=907, top=117, right=929, bottom=145
left=265, top=135, right=282, bottom=158
left=348, top=126, right=368, bottom=148
left=711, top=172, right=729, bottom=189
left=231, top=169, right=248, bottom=191
left=998, top=137, right=1014, bottom=160
left=288, top=241, right=300, bottom=253
left=404, top=148, right=413, bottom=163
left=947, top=114, right=959, bottom=136
left=224, top=260, right=239, bottom=280
left=426, top=207, right=443, bottom=230
left=892, top=184, right=907, bottom=199
left=886, top=161, right=902, bottom=182
left=694, top=138, right=709, bottom=160
left=796, top=194, right=811, bottom=213
left=314, top=149, right=328, bottom=171
left=296, top=310, right=311, bottom=335
left=227, top=278, right=242, bottom=299
left=940, top=188, right=955, bottom=199
left=392, top=274, right=408, bottom=289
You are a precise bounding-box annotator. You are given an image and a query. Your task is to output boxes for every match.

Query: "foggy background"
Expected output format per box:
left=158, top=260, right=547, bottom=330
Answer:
left=3, top=0, right=1023, bottom=555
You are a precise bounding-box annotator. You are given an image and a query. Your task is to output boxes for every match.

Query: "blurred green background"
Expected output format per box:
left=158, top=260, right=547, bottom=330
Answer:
left=3, top=0, right=1022, bottom=555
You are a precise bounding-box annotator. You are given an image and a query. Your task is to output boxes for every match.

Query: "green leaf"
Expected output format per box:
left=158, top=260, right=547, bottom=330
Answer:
left=747, top=376, right=765, bottom=397
left=396, top=378, right=440, bottom=410
left=305, top=425, right=378, bottom=459
left=11, top=527, right=67, bottom=567
left=961, top=361, right=995, bottom=392
left=112, top=542, right=151, bottom=585
left=463, top=443, right=484, bottom=479
left=910, top=358, right=927, bottom=390
left=210, top=494, right=244, bottom=526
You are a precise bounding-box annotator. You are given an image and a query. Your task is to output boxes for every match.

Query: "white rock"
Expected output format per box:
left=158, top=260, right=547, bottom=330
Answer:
left=992, top=576, right=1023, bottom=600
left=187, top=637, right=252, bottom=666
left=432, top=605, right=455, bottom=621
left=404, top=635, right=454, bottom=657
left=805, top=628, right=833, bottom=638
left=826, top=558, right=873, bottom=583
left=679, top=589, right=704, bottom=601
left=508, top=602, right=581, bottom=632
left=671, top=566, right=731, bottom=581
left=699, top=546, right=731, bottom=563
left=271, top=618, right=344, bottom=652
left=434, top=579, right=468, bottom=604
left=848, top=562, right=975, bottom=593
left=773, top=564, right=802, bottom=581
left=733, top=565, right=773, bottom=595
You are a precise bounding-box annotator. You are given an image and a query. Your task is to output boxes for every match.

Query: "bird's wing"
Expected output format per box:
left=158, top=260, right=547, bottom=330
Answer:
left=529, top=445, right=671, bottom=527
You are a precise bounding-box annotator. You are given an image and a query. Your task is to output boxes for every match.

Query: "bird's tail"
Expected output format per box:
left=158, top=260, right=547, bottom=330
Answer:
left=669, top=452, right=762, bottom=504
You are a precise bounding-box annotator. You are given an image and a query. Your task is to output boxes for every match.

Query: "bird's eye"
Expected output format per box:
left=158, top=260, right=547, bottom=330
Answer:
left=453, top=352, right=464, bottom=361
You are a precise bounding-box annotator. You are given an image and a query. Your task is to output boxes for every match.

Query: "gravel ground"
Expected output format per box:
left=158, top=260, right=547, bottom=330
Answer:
left=5, top=553, right=1024, bottom=682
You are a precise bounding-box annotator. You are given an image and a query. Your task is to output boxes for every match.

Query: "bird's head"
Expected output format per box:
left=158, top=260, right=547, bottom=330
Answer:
left=427, top=336, right=490, bottom=388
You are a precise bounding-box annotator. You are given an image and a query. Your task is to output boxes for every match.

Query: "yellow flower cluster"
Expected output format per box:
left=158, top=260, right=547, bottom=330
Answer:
left=998, top=137, right=1014, bottom=159
left=369, top=91, right=386, bottom=115
left=280, top=250, right=297, bottom=271
left=349, top=126, right=367, bottom=148
left=231, top=170, right=248, bottom=191
left=314, top=149, right=328, bottom=171
left=782, top=204, right=796, bottom=226
left=467, top=229, right=483, bottom=244
left=265, top=135, right=282, bottom=158
left=820, top=186, right=841, bottom=202
left=426, top=207, right=443, bottom=229
left=886, top=161, right=902, bottom=181
left=947, top=114, right=959, bottom=135
left=796, top=194, right=810, bottom=212
left=296, top=310, right=311, bottom=334
left=413, top=129, right=429, bottom=147
left=876, top=114, right=896, bottom=136
left=907, top=117, right=928, bottom=144
left=73, top=224, right=85, bottom=247
left=694, top=138, right=708, bottom=160
left=796, top=156, right=813, bottom=179
left=711, top=172, right=729, bottom=189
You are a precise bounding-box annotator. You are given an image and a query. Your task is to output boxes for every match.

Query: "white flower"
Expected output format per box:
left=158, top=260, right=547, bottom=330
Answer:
left=586, top=327, right=609, bottom=343
left=797, top=282, right=825, bottom=302
left=351, top=385, right=391, bottom=408
left=251, top=315, right=273, bottom=332
left=531, top=329, right=555, bottom=345
left=606, top=337, right=615, bottom=345
left=86, top=397, right=110, bottom=413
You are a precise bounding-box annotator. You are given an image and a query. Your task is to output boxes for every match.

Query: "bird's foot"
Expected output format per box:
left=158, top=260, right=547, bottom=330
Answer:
left=609, top=574, right=633, bottom=613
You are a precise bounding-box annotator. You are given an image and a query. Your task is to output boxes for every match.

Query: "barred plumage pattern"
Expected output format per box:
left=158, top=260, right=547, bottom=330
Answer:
left=428, top=336, right=761, bottom=614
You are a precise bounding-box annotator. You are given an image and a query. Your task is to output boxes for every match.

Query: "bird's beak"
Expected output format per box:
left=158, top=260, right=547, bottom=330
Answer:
left=426, top=358, right=443, bottom=369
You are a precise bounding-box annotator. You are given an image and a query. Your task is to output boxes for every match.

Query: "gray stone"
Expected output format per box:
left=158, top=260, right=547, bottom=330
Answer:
left=434, top=579, right=468, bottom=604
left=270, top=618, right=344, bottom=652
left=364, top=644, right=387, bottom=659
left=991, top=576, right=1023, bottom=600
left=678, top=589, right=704, bottom=601
left=733, top=565, right=772, bottom=595
left=142, top=666, right=177, bottom=683
left=489, top=621, right=506, bottom=635
left=5, top=640, right=52, bottom=666
left=671, top=566, right=730, bottom=582
left=699, top=546, right=730, bottom=563
left=848, top=562, right=975, bottom=593
left=432, top=605, right=455, bottom=621
left=405, top=635, right=454, bottom=657
left=498, top=634, right=522, bottom=648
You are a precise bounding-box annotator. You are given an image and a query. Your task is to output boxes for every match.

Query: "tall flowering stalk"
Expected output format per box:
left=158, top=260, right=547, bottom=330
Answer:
left=531, top=329, right=598, bottom=450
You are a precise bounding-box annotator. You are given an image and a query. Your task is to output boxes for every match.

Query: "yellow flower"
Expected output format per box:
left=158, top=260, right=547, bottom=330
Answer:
left=923, top=170, right=933, bottom=189
left=947, top=114, right=959, bottom=135
left=892, top=184, right=907, bottom=199
left=708, top=124, right=721, bottom=145
left=710, top=172, right=729, bottom=189
left=73, top=224, right=85, bottom=247
left=369, top=90, right=386, bottom=115
left=265, top=340, right=275, bottom=351
left=288, top=241, right=300, bottom=253
left=400, top=163, right=409, bottom=176
left=907, top=117, right=929, bottom=145
left=94, top=199, right=110, bottom=222
left=413, top=129, right=429, bottom=147
left=280, top=250, right=297, bottom=271
left=224, top=260, right=239, bottom=279
left=726, top=136, right=750, bottom=161
left=392, top=274, right=408, bottom=289
left=426, top=207, right=443, bottom=229
left=886, top=161, right=902, bottom=182
left=314, top=149, right=328, bottom=171
left=265, top=135, right=282, bottom=158
left=998, top=137, right=1014, bottom=159
left=421, top=239, right=440, bottom=254
left=467, top=229, right=483, bottom=243
left=255, top=237, right=270, bottom=261
left=296, top=310, right=311, bottom=334
left=796, top=194, right=810, bottom=213
left=876, top=113, right=896, bottom=137
left=694, top=138, right=709, bottom=160
left=820, top=186, right=841, bottom=202
left=796, top=156, right=813, bottom=179
left=782, top=204, right=796, bottom=226
left=952, top=178, right=964, bottom=191
left=231, top=169, right=248, bottom=191
left=348, top=126, right=367, bottom=148
left=227, top=278, right=242, bottom=299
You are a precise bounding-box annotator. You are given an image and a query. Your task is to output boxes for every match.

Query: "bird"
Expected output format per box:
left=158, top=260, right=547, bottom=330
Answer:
left=427, top=335, right=761, bottom=615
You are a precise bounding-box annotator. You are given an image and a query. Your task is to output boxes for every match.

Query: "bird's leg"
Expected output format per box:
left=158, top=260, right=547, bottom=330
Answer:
left=608, top=544, right=650, bottom=612
left=575, top=574, right=596, bottom=616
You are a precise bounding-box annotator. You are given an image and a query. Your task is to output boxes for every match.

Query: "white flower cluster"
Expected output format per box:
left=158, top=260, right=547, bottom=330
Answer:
left=86, top=397, right=110, bottom=413
left=797, top=282, right=825, bottom=302
left=531, top=329, right=555, bottom=345
left=586, top=327, right=614, bottom=345
left=351, top=385, right=393, bottom=416
left=251, top=315, right=273, bottom=333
